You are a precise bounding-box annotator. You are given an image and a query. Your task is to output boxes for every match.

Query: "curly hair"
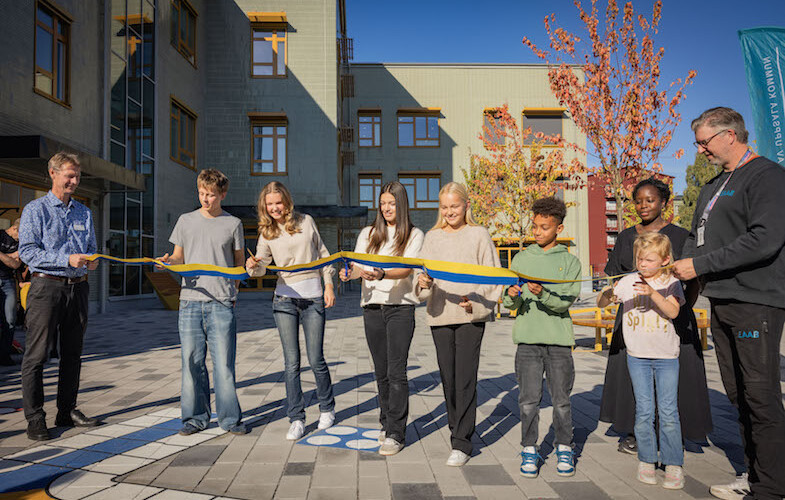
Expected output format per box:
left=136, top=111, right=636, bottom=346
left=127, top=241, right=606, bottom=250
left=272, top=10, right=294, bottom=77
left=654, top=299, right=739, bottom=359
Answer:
left=256, top=181, right=302, bottom=241
left=532, top=197, right=567, bottom=223
left=632, top=177, right=670, bottom=203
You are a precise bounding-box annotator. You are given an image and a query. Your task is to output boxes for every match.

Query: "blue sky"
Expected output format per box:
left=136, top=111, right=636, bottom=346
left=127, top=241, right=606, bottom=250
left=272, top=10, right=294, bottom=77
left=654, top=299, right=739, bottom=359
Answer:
left=346, top=0, right=785, bottom=193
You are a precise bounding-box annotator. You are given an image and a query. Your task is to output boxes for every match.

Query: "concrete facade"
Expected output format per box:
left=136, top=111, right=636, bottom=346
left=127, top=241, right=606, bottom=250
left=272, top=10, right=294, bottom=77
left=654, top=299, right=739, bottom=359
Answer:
left=0, top=0, right=593, bottom=309
left=348, top=63, right=590, bottom=272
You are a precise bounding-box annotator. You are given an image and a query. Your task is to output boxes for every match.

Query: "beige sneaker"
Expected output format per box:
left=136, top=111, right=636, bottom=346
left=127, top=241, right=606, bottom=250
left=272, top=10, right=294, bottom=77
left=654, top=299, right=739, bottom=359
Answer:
left=377, top=430, right=386, bottom=445
left=378, top=438, right=404, bottom=456
left=637, top=461, right=657, bottom=485
left=663, top=465, right=685, bottom=490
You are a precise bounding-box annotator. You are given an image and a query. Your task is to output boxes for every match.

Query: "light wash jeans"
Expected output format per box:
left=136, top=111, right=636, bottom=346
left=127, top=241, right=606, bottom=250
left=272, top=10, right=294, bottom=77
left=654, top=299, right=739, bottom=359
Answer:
left=627, top=355, right=683, bottom=466
left=272, top=295, right=335, bottom=422
left=178, top=300, right=242, bottom=431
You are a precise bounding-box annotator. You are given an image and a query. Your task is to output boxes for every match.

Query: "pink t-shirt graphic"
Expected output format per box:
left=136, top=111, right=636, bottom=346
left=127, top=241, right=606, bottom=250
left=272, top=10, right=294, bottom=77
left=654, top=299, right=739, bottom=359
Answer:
left=614, top=273, right=685, bottom=359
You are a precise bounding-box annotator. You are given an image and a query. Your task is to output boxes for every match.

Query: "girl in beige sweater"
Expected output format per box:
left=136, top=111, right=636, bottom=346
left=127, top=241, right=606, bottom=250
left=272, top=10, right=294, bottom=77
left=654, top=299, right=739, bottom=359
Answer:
left=246, top=182, right=336, bottom=441
left=416, top=182, right=502, bottom=466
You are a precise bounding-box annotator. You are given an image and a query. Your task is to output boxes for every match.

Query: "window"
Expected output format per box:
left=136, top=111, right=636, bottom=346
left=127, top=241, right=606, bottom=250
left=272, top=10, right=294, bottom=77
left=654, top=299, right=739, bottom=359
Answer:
left=358, top=112, right=381, bottom=147
left=398, top=111, right=439, bottom=147
left=250, top=115, right=287, bottom=174
left=170, top=98, right=197, bottom=169
left=171, top=0, right=196, bottom=65
left=521, top=109, right=563, bottom=145
left=483, top=110, right=504, bottom=147
left=34, top=1, right=70, bottom=105
left=359, top=174, right=382, bottom=208
left=399, top=174, right=440, bottom=209
left=251, top=26, right=286, bottom=77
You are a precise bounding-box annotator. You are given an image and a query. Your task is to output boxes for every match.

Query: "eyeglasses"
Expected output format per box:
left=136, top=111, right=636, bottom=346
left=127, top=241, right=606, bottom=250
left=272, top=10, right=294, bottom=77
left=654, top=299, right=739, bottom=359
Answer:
left=693, top=129, right=729, bottom=149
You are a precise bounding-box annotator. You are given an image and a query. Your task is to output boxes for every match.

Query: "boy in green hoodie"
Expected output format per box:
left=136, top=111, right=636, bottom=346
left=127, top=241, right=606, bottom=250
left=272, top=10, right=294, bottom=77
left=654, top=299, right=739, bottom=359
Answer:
left=503, top=197, right=582, bottom=479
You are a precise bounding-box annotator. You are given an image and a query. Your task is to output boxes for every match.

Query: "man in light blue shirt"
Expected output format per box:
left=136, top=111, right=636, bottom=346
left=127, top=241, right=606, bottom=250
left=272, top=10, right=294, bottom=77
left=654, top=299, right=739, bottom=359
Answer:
left=19, top=152, right=101, bottom=440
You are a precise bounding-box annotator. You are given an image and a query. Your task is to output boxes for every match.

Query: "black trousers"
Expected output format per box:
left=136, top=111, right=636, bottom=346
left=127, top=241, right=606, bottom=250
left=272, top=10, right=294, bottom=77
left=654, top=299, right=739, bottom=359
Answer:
left=362, top=304, right=415, bottom=443
left=710, top=299, right=785, bottom=500
left=431, top=322, right=485, bottom=455
left=21, top=277, right=89, bottom=422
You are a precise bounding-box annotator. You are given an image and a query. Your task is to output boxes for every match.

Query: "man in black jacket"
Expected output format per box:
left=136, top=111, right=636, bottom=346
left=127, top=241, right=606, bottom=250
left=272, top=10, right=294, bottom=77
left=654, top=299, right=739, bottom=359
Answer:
left=674, top=107, right=785, bottom=500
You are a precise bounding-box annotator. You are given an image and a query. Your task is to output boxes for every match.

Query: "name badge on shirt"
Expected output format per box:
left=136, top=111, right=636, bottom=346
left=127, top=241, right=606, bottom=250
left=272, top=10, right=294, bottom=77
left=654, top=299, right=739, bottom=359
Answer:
left=696, top=218, right=706, bottom=247
left=73, top=223, right=86, bottom=231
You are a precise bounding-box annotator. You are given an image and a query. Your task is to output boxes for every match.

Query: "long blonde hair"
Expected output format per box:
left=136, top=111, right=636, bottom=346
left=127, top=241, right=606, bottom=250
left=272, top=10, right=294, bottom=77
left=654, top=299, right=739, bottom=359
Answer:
left=257, top=181, right=302, bottom=240
left=633, top=232, right=673, bottom=278
left=431, top=181, right=479, bottom=230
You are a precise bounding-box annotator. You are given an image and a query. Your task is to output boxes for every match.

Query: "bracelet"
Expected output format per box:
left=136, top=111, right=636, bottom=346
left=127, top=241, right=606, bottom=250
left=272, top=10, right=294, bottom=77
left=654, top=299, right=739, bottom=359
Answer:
left=379, top=269, right=386, bottom=280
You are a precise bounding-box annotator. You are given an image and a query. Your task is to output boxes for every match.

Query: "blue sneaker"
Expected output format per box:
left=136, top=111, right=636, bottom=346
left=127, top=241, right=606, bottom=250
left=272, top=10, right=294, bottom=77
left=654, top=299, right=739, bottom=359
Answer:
left=555, top=446, right=575, bottom=477
left=520, top=448, right=542, bottom=478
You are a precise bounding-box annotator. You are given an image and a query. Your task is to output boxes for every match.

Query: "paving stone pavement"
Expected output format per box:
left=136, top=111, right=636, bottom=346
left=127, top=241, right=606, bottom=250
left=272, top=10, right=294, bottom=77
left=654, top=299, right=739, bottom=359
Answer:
left=0, top=289, right=783, bottom=500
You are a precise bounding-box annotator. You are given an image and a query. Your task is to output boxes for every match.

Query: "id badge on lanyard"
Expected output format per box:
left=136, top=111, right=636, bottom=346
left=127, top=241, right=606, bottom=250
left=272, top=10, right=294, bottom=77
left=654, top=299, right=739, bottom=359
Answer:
left=696, top=149, right=752, bottom=247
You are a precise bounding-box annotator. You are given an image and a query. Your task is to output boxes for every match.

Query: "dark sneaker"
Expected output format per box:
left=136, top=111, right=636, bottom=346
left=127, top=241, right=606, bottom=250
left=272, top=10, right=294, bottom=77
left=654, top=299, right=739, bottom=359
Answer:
left=228, top=423, right=247, bottom=435
left=179, top=422, right=202, bottom=436
left=618, top=435, right=637, bottom=455
left=27, top=418, right=51, bottom=441
left=55, top=409, right=100, bottom=427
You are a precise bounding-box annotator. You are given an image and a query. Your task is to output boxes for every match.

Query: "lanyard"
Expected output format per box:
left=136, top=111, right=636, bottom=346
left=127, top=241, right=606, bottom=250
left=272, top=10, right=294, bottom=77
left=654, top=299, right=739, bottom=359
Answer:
left=699, top=149, right=752, bottom=225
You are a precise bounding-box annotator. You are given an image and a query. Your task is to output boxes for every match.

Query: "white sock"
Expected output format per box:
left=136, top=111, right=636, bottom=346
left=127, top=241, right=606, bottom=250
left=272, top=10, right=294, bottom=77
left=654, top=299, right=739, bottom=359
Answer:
left=523, top=446, right=536, bottom=454
left=557, top=444, right=572, bottom=452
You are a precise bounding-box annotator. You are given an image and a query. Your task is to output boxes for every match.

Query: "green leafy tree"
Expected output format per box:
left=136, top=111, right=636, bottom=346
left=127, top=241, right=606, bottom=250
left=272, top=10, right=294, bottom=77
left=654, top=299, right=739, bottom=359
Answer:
left=677, top=153, right=721, bottom=229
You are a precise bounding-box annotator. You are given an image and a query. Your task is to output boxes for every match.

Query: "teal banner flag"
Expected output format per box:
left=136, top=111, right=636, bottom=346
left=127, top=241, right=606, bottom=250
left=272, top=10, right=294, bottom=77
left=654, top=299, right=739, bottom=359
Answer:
left=739, top=27, right=785, bottom=165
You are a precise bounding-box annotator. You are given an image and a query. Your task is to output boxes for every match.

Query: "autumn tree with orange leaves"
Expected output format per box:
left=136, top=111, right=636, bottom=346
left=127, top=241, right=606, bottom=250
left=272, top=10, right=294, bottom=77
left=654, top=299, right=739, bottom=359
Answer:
left=463, top=105, right=585, bottom=251
left=523, top=0, right=696, bottom=230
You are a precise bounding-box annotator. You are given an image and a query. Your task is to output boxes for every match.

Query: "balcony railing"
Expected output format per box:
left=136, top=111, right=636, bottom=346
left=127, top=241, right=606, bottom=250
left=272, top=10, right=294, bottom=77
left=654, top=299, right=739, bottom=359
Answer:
left=337, top=37, right=354, bottom=64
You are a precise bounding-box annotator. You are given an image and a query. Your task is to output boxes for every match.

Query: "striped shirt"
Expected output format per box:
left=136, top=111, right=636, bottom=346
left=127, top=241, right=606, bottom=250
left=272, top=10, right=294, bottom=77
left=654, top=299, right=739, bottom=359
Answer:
left=19, top=191, right=97, bottom=278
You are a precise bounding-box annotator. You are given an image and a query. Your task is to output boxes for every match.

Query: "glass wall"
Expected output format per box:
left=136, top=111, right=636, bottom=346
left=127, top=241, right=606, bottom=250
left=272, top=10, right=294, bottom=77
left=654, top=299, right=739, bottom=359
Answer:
left=109, top=0, right=156, bottom=297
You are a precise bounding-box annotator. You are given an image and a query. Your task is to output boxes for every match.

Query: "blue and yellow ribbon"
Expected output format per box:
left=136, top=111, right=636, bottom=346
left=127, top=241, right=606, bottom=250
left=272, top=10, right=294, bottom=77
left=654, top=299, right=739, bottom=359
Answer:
left=88, top=252, right=636, bottom=286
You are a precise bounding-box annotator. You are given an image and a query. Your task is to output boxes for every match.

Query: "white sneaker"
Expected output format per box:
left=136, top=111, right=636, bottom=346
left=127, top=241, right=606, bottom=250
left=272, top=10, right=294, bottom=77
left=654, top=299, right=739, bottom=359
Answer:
left=377, top=430, right=386, bottom=445
left=710, top=473, right=750, bottom=500
left=446, top=449, right=470, bottom=467
left=378, top=437, right=404, bottom=456
left=317, top=410, right=335, bottom=430
left=637, top=461, right=657, bottom=485
left=286, top=420, right=305, bottom=441
left=663, top=465, right=685, bottom=490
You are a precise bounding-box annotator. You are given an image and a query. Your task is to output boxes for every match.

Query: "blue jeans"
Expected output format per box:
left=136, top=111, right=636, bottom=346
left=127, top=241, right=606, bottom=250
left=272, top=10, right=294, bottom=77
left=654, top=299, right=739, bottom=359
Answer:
left=178, top=300, right=242, bottom=431
left=627, top=355, right=683, bottom=466
left=272, top=295, right=335, bottom=422
left=0, top=278, right=16, bottom=358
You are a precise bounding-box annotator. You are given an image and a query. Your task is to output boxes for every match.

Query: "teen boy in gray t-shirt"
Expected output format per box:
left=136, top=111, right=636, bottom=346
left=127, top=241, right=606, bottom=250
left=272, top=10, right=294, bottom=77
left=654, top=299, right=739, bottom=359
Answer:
left=160, top=169, right=246, bottom=436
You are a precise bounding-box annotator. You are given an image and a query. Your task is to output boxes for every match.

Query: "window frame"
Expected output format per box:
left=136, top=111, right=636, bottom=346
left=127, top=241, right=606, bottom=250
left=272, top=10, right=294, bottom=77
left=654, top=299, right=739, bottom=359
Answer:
left=398, top=172, right=441, bottom=209
left=357, top=111, right=381, bottom=148
left=250, top=114, right=288, bottom=176
left=33, top=0, right=71, bottom=107
left=250, top=24, right=287, bottom=78
left=171, top=0, right=197, bottom=67
left=170, top=96, right=197, bottom=170
left=358, top=173, right=382, bottom=208
left=521, top=108, right=564, bottom=147
left=397, top=111, right=440, bottom=148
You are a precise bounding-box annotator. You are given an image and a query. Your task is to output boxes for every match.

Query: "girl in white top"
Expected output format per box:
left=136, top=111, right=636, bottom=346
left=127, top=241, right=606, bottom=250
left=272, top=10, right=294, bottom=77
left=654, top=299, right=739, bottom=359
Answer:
left=416, top=182, right=502, bottom=467
left=339, top=181, right=423, bottom=456
left=598, top=232, right=686, bottom=489
left=246, top=182, right=336, bottom=441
